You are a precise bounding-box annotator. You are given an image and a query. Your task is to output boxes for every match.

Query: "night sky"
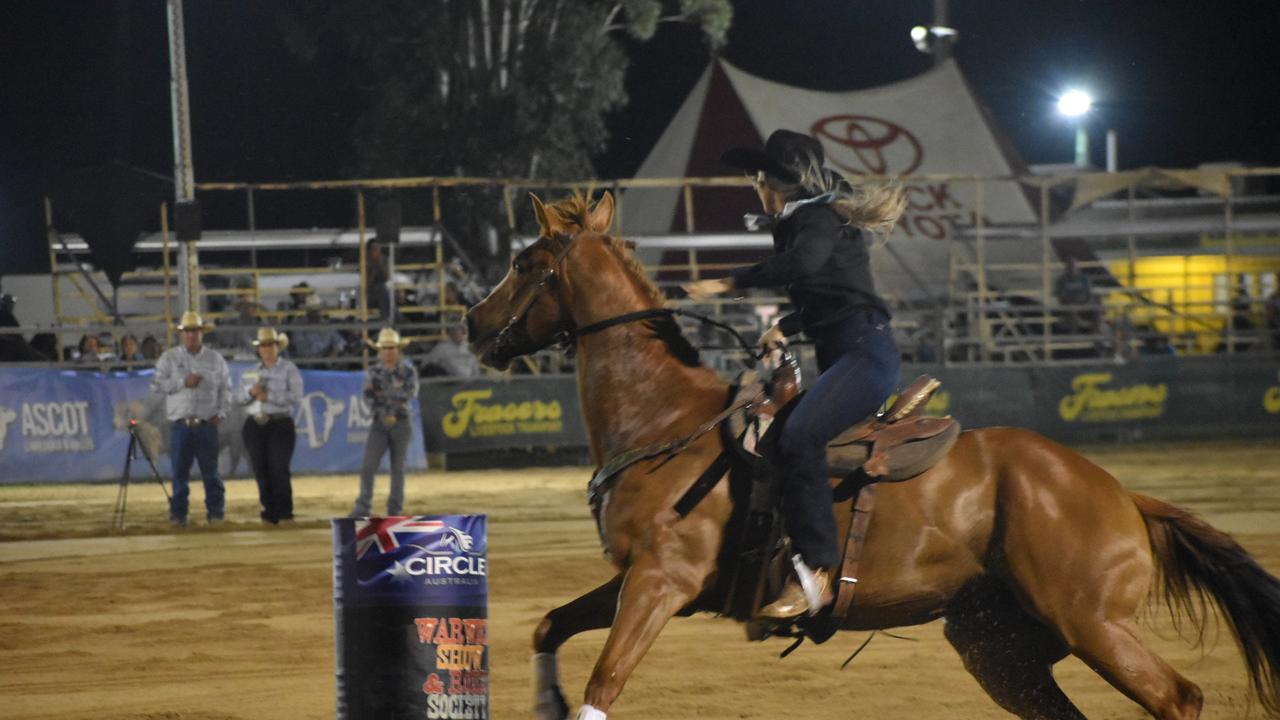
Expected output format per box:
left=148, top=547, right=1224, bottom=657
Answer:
left=3, top=0, right=1279, bottom=274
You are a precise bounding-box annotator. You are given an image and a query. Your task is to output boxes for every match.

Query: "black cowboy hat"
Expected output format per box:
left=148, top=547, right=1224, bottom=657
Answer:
left=720, top=129, right=825, bottom=184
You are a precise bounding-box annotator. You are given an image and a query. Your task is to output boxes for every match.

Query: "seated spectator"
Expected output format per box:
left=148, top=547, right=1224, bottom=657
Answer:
left=288, top=281, right=313, bottom=317
left=1135, top=325, right=1175, bottom=356
left=0, top=293, right=48, bottom=362
left=215, top=298, right=262, bottom=357
left=118, top=333, right=144, bottom=362
left=420, top=321, right=481, bottom=378
left=1054, top=258, right=1098, bottom=335
left=141, top=335, right=162, bottom=361
left=365, top=240, right=392, bottom=320
left=95, top=332, right=119, bottom=362
left=1216, top=285, right=1259, bottom=353
left=75, top=333, right=101, bottom=364
left=290, top=294, right=346, bottom=361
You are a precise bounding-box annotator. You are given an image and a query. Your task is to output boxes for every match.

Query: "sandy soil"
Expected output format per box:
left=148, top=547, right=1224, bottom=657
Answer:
left=0, top=438, right=1276, bottom=719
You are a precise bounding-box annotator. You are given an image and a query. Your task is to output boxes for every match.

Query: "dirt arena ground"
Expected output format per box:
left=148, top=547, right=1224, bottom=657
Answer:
left=0, top=439, right=1276, bottom=719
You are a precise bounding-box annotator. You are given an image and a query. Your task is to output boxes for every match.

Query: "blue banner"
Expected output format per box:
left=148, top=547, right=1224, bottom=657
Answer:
left=0, top=364, right=426, bottom=483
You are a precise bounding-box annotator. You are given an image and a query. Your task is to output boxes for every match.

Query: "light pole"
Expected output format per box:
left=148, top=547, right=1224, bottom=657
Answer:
left=1057, top=89, right=1092, bottom=169
left=166, top=0, right=200, bottom=313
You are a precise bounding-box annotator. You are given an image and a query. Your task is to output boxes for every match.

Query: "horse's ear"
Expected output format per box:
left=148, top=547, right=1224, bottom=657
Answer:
left=586, top=192, right=614, bottom=234
left=529, top=193, right=554, bottom=238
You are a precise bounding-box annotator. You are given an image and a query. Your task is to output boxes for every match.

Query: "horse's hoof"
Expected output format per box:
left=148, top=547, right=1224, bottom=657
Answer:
left=533, top=686, right=570, bottom=720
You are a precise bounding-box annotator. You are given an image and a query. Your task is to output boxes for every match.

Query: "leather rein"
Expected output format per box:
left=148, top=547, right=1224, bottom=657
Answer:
left=485, top=232, right=761, bottom=362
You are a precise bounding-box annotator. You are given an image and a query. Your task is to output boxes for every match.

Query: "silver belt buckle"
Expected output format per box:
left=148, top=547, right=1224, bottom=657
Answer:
left=254, top=413, right=269, bottom=425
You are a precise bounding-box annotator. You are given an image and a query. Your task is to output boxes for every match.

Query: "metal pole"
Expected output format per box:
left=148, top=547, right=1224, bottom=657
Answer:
left=932, top=0, right=951, bottom=65
left=436, top=237, right=446, bottom=328
left=1105, top=129, right=1118, bottom=173
left=975, top=179, right=988, bottom=361
left=1073, top=125, right=1089, bottom=169
left=357, top=190, right=369, bottom=368
left=683, top=184, right=696, bottom=233
left=1224, top=185, right=1235, bottom=353
left=161, top=203, right=174, bottom=346
left=246, top=187, right=257, bottom=269
left=1040, top=183, right=1051, bottom=361
left=44, top=197, right=64, bottom=360
left=166, top=0, right=198, bottom=312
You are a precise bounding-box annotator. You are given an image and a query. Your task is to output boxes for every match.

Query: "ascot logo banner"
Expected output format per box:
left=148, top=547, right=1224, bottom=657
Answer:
left=0, top=366, right=424, bottom=483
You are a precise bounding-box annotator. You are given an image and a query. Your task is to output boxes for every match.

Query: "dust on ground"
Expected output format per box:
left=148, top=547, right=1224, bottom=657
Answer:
left=0, top=438, right=1276, bottom=719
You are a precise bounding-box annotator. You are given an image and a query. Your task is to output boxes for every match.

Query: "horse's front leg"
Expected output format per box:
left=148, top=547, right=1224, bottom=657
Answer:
left=575, top=552, right=706, bottom=719
left=531, top=574, right=624, bottom=720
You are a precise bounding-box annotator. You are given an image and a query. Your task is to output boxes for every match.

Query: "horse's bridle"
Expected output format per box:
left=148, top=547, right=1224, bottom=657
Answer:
left=480, top=232, right=579, bottom=363
left=482, top=231, right=761, bottom=363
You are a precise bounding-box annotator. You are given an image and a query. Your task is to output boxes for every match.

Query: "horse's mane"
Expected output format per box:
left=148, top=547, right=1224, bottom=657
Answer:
left=543, top=194, right=700, bottom=367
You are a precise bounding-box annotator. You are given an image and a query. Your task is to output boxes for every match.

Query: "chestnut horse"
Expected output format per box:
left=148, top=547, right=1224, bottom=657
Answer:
left=465, top=192, right=1280, bottom=720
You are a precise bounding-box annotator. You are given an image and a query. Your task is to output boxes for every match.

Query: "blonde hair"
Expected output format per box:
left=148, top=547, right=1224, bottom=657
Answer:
left=765, top=152, right=906, bottom=238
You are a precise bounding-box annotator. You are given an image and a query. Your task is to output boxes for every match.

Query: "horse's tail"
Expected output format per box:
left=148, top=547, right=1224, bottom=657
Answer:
left=1131, top=492, right=1280, bottom=715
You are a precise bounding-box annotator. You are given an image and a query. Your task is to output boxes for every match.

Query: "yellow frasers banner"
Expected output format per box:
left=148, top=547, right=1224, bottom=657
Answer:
left=1058, top=372, right=1168, bottom=423
left=422, top=377, right=587, bottom=452
left=442, top=388, right=564, bottom=439
left=1265, top=372, right=1280, bottom=415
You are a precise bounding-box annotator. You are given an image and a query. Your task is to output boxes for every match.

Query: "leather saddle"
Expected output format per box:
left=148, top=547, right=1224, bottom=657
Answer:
left=725, top=362, right=960, bottom=483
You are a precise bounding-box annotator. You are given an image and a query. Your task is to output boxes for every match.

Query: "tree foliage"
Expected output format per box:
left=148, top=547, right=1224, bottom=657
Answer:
left=278, top=0, right=729, bottom=260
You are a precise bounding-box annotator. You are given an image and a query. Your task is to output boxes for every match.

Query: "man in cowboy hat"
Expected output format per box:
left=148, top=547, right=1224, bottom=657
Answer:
left=150, top=310, right=232, bottom=526
left=239, top=327, right=303, bottom=525
left=350, top=328, right=419, bottom=517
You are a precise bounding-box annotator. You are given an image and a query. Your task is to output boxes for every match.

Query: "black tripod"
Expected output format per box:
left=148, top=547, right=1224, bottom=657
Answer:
left=112, top=419, right=170, bottom=530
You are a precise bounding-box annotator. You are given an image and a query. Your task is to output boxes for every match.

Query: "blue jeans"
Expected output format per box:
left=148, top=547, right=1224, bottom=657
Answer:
left=169, top=421, right=225, bottom=522
left=777, top=312, right=900, bottom=568
left=352, top=417, right=412, bottom=516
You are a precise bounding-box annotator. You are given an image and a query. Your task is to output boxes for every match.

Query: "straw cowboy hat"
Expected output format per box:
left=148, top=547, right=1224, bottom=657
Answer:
left=175, top=311, right=214, bottom=332
left=251, top=327, right=289, bottom=350
left=367, top=328, right=410, bottom=350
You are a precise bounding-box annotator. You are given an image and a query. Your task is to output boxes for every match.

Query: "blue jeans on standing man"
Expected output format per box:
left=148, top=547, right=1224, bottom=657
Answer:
left=169, top=421, right=225, bottom=523
left=775, top=310, right=900, bottom=569
left=351, top=416, right=412, bottom=516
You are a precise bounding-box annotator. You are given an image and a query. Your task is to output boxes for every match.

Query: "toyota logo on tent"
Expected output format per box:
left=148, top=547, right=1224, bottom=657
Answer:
left=811, top=115, right=924, bottom=176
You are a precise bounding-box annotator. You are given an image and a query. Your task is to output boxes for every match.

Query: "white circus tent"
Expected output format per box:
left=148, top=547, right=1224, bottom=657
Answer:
left=622, top=58, right=1042, bottom=305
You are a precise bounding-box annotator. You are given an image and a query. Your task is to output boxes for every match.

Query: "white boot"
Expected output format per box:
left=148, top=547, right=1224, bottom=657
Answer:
left=532, top=653, right=570, bottom=720
left=575, top=705, right=607, bottom=720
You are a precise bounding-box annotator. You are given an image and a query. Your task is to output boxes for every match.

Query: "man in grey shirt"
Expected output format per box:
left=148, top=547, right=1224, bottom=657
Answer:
left=151, top=311, right=232, bottom=525
left=420, top=322, right=481, bottom=378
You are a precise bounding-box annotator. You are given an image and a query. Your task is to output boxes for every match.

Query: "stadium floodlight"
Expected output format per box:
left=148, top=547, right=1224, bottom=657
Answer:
left=1056, top=89, right=1093, bottom=118
left=911, top=24, right=958, bottom=54
left=1056, top=89, right=1094, bottom=168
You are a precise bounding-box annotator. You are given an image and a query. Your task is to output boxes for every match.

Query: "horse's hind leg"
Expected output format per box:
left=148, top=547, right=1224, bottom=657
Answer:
left=944, top=580, right=1085, bottom=719
left=532, top=574, right=623, bottom=720
left=1062, top=618, right=1203, bottom=720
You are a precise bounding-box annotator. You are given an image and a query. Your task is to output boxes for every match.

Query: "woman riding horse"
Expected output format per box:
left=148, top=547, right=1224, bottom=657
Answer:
left=684, top=129, right=905, bottom=618
left=466, top=190, right=1280, bottom=720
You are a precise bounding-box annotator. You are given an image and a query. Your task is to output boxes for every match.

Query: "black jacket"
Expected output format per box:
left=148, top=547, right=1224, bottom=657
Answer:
left=730, top=202, right=889, bottom=337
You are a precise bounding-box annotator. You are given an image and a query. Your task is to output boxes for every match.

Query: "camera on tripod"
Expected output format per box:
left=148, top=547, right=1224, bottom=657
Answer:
left=113, top=417, right=170, bottom=530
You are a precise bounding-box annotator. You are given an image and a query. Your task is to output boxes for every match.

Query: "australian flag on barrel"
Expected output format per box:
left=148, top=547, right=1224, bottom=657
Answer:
left=333, top=515, right=489, bottom=720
